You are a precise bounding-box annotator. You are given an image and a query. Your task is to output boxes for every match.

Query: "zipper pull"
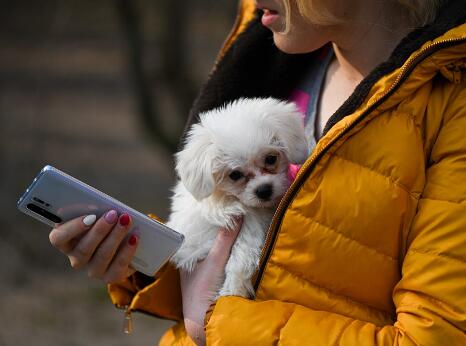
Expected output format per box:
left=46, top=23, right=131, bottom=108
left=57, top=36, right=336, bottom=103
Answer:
left=452, top=62, right=462, bottom=84
left=440, top=61, right=464, bottom=84
left=123, top=305, right=133, bottom=334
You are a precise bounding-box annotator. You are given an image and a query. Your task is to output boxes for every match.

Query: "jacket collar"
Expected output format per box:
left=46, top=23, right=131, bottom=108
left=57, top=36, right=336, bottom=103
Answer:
left=186, top=0, right=466, bottom=137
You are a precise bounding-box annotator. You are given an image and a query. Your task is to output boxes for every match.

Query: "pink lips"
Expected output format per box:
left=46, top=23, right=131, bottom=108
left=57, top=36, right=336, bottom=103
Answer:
left=261, top=9, right=279, bottom=27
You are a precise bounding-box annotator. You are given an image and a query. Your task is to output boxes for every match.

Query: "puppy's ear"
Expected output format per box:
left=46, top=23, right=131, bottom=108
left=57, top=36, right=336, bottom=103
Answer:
left=265, top=99, right=309, bottom=164
left=175, top=124, right=215, bottom=200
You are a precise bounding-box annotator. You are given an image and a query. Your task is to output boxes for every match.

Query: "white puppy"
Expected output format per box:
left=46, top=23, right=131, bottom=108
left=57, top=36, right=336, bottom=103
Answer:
left=168, top=97, right=309, bottom=297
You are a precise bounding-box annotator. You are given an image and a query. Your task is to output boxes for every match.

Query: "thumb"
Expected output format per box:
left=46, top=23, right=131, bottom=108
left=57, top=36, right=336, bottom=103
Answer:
left=208, top=216, right=243, bottom=262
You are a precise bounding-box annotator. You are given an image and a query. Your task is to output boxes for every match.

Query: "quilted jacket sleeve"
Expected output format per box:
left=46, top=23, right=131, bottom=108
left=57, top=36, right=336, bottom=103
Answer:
left=107, top=213, right=183, bottom=321
left=107, top=262, right=183, bottom=321
left=204, top=85, right=466, bottom=345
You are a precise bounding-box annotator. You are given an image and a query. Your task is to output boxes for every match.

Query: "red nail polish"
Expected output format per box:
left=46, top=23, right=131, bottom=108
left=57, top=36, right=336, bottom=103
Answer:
left=128, top=235, right=138, bottom=246
left=119, top=213, right=130, bottom=227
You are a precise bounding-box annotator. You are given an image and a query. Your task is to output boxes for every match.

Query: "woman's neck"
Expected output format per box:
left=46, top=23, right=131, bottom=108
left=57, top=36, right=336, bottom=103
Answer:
left=330, top=2, right=413, bottom=82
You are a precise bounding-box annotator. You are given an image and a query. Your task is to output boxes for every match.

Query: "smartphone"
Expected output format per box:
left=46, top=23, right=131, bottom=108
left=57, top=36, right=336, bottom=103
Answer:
left=17, top=165, right=184, bottom=277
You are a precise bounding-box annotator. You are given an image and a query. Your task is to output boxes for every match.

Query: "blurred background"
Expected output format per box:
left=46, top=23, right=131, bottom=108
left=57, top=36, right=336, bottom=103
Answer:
left=0, top=0, right=237, bottom=344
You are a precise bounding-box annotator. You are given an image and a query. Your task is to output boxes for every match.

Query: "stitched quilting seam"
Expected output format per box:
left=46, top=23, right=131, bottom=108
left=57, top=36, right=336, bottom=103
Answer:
left=268, top=260, right=395, bottom=317
left=290, top=211, right=398, bottom=262
left=331, top=153, right=421, bottom=200
left=396, top=289, right=465, bottom=315
left=420, top=197, right=466, bottom=205
left=408, top=248, right=466, bottom=265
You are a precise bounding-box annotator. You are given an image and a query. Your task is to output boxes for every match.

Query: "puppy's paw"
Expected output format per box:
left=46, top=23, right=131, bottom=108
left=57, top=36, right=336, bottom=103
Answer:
left=217, top=287, right=244, bottom=298
left=170, top=254, right=198, bottom=273
left=218, top=286, right=254, bottom=299
left=219, top=279, right=255, bottom=299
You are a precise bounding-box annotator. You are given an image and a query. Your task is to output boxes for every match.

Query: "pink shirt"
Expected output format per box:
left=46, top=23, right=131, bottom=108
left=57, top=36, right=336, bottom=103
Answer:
left=287, top=89, right=309, bottom=182
left=285, top=45, right=334, bottom=183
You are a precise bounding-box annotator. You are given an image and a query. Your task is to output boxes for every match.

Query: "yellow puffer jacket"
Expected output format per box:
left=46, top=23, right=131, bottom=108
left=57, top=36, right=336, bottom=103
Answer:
left=108, top=1, right=466, bottom=345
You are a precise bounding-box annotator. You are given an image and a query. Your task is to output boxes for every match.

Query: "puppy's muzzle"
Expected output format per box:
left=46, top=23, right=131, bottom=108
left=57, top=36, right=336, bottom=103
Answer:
left=255, top=184, right=273, bottom=201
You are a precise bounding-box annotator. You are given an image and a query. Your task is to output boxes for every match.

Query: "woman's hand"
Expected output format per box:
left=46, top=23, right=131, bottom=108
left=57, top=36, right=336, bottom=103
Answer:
left=180, top=217, right=243, bottom=346
left=49, top=210, right=139, bottom=283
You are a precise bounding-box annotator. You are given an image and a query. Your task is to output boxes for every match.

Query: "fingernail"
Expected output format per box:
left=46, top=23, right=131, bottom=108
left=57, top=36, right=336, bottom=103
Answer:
left=128, top=234, right=138, bottom=246
left=104, top=210, right=118, bottom=224
left=83, top=214, right=97, bottom=226
left=119, top=213, right=130, bottom=227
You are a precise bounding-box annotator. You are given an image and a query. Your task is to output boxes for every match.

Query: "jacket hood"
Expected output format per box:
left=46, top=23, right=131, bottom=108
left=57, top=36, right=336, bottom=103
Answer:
left=186, top=0, right=466, bottom=136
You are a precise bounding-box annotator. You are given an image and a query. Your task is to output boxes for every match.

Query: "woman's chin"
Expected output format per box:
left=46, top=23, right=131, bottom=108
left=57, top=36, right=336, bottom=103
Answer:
left=272, top=34, right=311, bottom=54
left=272, top=33, right=328, bottom=54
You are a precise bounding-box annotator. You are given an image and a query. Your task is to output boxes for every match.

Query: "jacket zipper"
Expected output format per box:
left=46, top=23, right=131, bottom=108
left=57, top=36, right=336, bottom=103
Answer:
left=253, top=36, right=466, bottom=291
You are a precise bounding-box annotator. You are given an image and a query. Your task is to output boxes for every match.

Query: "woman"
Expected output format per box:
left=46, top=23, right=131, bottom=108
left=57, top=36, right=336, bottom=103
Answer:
left=50, top=0, right=466, bottom=344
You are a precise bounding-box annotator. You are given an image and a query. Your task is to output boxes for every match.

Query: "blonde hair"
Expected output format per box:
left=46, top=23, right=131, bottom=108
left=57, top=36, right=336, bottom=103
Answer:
left=284, top=0, right=445, bottom=27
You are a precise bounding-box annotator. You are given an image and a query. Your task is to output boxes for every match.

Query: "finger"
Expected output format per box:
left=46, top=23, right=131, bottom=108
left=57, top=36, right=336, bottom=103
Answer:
left=101, top=234, right=139, bottom=283
left=68, top=210, right=119, bottom=269
left=208, top=216, right=243, bottom=262
left=49, top=214, right=97, bottom=253
left=86, top=213, right=132, bottom=278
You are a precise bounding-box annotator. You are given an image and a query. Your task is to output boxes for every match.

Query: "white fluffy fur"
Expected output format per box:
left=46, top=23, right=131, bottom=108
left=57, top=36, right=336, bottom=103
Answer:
left=167, top=97, right=309, bottom=298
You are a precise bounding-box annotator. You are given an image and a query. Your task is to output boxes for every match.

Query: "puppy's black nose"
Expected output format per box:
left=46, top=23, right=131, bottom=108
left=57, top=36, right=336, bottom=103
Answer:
left=255, top=184, right=273, bottom=201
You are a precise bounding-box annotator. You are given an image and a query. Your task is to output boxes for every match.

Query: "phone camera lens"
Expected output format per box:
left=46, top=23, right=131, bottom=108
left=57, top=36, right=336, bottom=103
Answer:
left=33, top=197, right=45, bottom=205
left=26, top=203, right=62, bottom=223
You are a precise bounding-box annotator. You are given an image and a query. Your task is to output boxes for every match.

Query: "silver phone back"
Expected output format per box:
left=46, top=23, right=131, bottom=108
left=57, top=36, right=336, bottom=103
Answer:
left=17, top=165, right=183, bottom=276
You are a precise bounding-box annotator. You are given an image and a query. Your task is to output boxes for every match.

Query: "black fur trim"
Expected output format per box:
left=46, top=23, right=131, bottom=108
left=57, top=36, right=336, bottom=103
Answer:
left=185, top=0, right=466, bottom=137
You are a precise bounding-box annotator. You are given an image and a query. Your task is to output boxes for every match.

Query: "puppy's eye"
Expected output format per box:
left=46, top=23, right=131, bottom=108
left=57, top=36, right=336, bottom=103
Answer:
left=229, top=170, right=243, bottom=181
left=265, top=155, right=277, bottom=165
